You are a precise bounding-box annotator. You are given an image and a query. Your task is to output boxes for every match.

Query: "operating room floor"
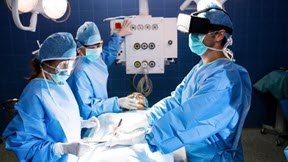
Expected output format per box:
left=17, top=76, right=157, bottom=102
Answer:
left=0, top=128, right=286, bottom=162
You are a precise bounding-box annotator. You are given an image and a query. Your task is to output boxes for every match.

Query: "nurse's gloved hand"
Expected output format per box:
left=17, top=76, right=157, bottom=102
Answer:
left=106, top=129, right=146, bottom=147
left=118, top=97, right=142, bottom=110
left=117, top=19, right=132, bottom=37
left=81, top=116, right=101, bottom=131
left=53, top=141, right=91, bottom=157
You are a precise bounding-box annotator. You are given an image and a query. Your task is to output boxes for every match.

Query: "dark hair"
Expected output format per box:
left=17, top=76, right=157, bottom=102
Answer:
left=26, top=59, right=56, bottom=81
left=26, top=58, right=41, bottom=81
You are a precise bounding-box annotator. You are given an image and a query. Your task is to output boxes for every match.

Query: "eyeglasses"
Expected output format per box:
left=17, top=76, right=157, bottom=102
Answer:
left=43, top=59, right=76, bottom=75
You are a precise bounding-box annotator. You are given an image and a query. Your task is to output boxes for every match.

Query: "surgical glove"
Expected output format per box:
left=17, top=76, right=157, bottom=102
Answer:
left=53, top=141, right=91, bottom=157
left=117, top=19, right=132, bottom=37
left=81, top=116, right=101, bottom=131
left=106, top=129, right=146, bottom=147
left=118, top=97, right=141, bottom=110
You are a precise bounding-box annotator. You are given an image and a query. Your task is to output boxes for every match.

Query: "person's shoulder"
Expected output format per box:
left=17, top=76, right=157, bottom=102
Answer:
left=24, top=79, right=45, bottom=90
left=220, top=60, right=249, bottom=73
left=228, top=62, right=250, bottom=77
left=221, top=61, right=251, bottom=82
left=19, top=79, right=45, bottom=101
left=73, top=58, right=89, bottom=73
left=228, top=60, right=247, bottom=69
left=205, top=60, right=246, bottom=78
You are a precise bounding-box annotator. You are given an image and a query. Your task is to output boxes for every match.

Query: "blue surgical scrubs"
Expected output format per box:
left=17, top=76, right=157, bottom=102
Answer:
left=2, top=79, right=81, bottom=162
left=284, top=146, right=288, bottom=160
left=67, top=34, right=124, bottom=120
left=145, top=59, right=252, bottom=162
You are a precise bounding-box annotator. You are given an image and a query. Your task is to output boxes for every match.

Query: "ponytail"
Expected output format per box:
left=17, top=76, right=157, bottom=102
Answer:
left=26, top=58, right=41, bottom=81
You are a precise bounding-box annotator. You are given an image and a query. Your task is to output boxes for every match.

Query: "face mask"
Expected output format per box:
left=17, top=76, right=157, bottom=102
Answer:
left=42, top=61, right=75, bottom=85
left=189, top=33, right=208, bottom=56
left=189, top=31, right=234, bottom=59
left=85, top=48, right=102, bottom=62
left=50, top=73, right=70, bottom=85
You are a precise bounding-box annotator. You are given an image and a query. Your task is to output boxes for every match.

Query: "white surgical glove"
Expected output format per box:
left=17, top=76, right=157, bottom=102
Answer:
left=106, top=129, right=146, bottom=147
left=81, top=116, right=100, bottom=131
left=118, top=97, right=141, bottom=110
left=53, top=141, right=91, bottom=157
left=117, top=19, right=132, bottom=37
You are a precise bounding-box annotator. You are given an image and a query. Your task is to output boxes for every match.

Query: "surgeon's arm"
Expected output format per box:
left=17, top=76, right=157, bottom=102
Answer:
left=101, top=20, right=132, bottom=66
left=71, top=70, right=122, bottom=119
left=101, top=33, right=124, bottom=66
left=146, top=74, right=241, bottom=154
left=2, top=99, right=62, bottom=161
left=145, top=72, right=191, bottom=125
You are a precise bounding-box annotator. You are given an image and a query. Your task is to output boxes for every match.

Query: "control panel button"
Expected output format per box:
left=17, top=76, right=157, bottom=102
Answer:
left=115, top=22, right=122, bottom=29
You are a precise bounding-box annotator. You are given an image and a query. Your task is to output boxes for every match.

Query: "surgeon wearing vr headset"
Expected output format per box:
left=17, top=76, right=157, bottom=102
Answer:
left=107, top=0, right=252, bottom=161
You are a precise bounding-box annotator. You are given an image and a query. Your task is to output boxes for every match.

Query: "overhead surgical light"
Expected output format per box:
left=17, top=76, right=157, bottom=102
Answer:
left=180, top=0, right=228, bottom=11
left=15, top=0, right=38, bottom=13
left=5, top=0, right=71, bottom=32
left=41, top=0, right=68, bottom=19
left=180, top=0, right=198, bottom=11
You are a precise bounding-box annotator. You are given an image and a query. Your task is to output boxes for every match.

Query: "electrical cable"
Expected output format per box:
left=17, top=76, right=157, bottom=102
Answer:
left=132, top=68, right=153, bottom=97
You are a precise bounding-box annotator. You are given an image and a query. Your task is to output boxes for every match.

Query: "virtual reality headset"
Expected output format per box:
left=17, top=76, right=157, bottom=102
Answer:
left=177, top=8, right=233, bottom=35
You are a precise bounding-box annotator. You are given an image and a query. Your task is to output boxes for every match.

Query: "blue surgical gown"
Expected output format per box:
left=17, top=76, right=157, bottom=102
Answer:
left=2, top=79, right=82, bottom=162
left=67, top=34, right=124, bottom=120
left=284, top=146, right=288, bottom=160
left=145, top=58, right=252, bottom=162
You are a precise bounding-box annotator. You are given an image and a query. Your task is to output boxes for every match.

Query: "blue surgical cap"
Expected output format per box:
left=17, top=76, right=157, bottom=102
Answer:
left=197, top=0, right=233, bottom=38
left=76, top=21, right=102, bottom=48
left=38, top=32, right=76, bottom=62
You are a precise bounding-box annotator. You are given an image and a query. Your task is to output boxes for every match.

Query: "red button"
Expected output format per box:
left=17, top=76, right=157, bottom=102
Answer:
left=115, top=22, right=122, bottom=29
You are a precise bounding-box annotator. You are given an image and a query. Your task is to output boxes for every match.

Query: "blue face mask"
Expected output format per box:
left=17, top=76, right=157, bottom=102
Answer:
left=188, top=33, right=208, bottom=56
left=50, top=74, right=70, bottom=85
left=85, top=48, right=102, bottom=62
left=41, top=68, right=70, bottom=85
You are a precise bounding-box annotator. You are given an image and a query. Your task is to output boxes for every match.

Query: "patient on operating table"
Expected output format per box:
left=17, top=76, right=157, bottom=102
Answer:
left=78, top=110, right=173, bottom=162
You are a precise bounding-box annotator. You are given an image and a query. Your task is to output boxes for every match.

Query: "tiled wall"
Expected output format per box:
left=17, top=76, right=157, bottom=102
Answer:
left=0, top=0, right=287, bottom=132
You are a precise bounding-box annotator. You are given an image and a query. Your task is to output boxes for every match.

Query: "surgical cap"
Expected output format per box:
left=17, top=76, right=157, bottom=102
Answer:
left=197, top=0, right=233, bottom=37
left=76, top=21, right=102, bottom=48
left=38, top=32, right=76, bottom=62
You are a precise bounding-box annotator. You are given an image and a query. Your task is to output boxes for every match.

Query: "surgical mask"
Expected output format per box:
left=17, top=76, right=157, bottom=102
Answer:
left=189, top=33, right=208, bottom=56
left=85, top=48, right=102, bottom=62
left=189, top=31, right=234, bottom=60
left=49, top=73, right=70, bottom=85
left=42, top=68, right=70, bottom=85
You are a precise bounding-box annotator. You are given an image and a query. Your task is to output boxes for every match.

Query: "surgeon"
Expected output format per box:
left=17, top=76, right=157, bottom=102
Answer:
left=108, top=0, right=252, bottom=161
left=2, top=32, right=100, bottom=162
left=67, top=20, right=145, bottom=121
